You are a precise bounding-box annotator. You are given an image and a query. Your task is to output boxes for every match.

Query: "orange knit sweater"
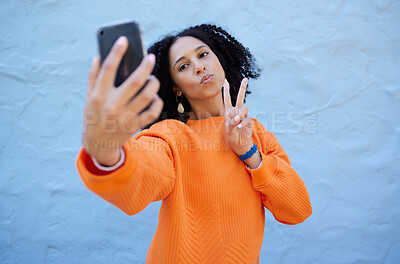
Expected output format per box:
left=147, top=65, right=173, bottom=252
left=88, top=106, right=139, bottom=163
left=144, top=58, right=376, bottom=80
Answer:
left=76, top=116, right=312, bottom=264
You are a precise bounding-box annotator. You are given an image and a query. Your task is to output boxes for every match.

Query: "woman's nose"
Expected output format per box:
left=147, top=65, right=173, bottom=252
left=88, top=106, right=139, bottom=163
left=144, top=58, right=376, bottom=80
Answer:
left=196, top=65, right=206, bottom=75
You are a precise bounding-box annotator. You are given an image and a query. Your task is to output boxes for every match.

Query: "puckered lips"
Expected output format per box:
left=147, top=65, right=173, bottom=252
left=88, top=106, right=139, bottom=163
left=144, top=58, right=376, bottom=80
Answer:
left=200, top=74, right=214, bottom=85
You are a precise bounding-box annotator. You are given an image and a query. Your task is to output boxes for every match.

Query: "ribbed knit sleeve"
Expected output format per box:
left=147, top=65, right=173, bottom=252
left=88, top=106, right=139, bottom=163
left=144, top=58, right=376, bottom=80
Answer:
left=76, top=124, right=176, bottom=216
left=246, top=119, right=312, bottom=225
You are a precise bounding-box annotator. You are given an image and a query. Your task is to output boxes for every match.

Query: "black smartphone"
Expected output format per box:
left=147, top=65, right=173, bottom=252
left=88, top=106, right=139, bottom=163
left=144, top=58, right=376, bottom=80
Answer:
left=97, top=20, right=146, bottom=87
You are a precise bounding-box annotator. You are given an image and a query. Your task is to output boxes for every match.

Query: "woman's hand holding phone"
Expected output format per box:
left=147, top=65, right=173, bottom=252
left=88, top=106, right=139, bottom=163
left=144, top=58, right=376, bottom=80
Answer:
left=82, top=36, right=163, bottom=166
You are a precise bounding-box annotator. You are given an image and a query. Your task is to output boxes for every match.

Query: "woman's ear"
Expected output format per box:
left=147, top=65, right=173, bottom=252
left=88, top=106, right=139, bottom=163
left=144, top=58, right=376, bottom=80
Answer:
left=173, top=86, right=182, bottom=96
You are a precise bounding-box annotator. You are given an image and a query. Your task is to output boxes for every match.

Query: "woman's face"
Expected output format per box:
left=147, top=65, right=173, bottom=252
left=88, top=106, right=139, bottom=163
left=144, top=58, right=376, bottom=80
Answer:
left=169, top=36, right=225, bottom=101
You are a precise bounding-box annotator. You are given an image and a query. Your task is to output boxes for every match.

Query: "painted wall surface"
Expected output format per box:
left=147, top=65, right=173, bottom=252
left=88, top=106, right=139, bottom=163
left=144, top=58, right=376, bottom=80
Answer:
left=1, top=0, right=399, bottom=263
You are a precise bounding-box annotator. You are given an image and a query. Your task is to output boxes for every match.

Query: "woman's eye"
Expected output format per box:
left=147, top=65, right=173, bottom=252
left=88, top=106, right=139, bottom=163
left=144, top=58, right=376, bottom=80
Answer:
left=178, top=64, right=188, bottom=71
left=199, top=51, right=208, bottom=58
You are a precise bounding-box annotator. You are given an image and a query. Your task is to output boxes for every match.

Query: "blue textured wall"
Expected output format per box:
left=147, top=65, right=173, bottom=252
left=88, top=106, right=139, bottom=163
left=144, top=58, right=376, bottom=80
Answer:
left=1, top=0, right=399, bottom=263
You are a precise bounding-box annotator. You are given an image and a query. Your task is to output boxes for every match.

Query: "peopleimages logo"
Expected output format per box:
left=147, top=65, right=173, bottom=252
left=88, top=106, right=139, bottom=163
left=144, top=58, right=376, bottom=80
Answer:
left=82, top=111, right=317, bottom=153
left=82, top=111, right=317, bottom=135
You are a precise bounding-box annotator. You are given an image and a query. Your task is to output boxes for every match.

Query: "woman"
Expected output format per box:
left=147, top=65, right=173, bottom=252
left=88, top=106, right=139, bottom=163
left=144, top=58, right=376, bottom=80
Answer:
left=76, top=24, right=312, bottom=263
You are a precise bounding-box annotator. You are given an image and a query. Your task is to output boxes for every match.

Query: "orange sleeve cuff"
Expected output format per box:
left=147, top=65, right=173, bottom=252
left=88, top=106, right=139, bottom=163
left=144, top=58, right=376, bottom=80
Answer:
left=246, top=151, right=277, bottom=188
left=75, top=145, right=138, bottom=194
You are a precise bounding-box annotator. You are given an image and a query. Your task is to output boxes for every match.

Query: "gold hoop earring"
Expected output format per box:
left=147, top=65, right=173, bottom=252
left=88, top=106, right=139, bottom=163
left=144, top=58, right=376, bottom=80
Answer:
left=176, top=95, right=184, bottom=113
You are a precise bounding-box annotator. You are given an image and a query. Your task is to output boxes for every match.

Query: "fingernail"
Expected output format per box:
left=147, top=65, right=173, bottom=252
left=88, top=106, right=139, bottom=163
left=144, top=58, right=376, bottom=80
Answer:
left=234, top=116, right=240, bottom=122
left=238, top=123, right=242, bottom=128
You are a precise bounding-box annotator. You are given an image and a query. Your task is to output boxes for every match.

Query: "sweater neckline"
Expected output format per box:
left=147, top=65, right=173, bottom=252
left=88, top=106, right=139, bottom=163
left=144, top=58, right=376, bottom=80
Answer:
left=186, top=115, right=225, bottom=126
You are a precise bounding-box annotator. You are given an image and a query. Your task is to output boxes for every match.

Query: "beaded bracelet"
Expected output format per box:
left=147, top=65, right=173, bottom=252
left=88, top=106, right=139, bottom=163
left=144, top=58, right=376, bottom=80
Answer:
left=238, top=143, right=258, bottom=161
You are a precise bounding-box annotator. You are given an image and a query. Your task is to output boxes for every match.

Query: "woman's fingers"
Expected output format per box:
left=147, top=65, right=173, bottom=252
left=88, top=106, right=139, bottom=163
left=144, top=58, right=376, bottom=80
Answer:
left=117, top=54, right=157, bottom=105
left=223, top=79, right=232, bottom=108
left=83, top=43, right=160, bottom=161
left=233, top=105, right=249, bottom=127
left=136, top=95, right=164, bottom=130
left=226, top=105, right=250, bottom=132
left=96, top=36, right=129, bottom=93
left=237, top=116, right=252, bottom=129
left=225, top=116, right=237, bottom=134
left=225, top=78, right=250, bottom=131
left=223, top=78, right=253, bottom=153
left=235, top=78, right=248, bottom=108
left=120, top=76, right=162, bottom=132
left=127, top=75, right=160, bottom=114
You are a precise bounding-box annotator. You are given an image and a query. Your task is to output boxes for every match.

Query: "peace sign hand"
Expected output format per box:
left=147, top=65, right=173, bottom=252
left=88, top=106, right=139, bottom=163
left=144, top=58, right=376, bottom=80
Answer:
left=223, top=78, right=254, bottom=156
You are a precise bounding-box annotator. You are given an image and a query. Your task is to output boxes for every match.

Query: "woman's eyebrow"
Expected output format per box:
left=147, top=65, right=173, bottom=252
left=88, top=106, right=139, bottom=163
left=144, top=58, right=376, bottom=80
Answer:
left=173, top=45, right=207, bottom=69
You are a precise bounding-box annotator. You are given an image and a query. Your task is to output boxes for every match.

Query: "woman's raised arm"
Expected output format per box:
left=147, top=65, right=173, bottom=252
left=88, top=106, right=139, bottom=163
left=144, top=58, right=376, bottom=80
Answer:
left=76, top=36, right=175, bottom=215
left=82, top=36, right=164, bottom=166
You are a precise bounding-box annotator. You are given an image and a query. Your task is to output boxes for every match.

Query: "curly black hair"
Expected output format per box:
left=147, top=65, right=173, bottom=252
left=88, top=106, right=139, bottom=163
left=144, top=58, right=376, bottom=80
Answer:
left=144, top=24, right=261, bottom=129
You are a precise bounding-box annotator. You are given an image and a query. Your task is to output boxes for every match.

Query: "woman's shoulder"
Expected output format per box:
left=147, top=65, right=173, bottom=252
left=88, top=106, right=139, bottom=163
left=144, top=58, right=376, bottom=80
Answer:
left=250, top=117, right=269, bottom=133
left=250, top=117, right=276, bottom=142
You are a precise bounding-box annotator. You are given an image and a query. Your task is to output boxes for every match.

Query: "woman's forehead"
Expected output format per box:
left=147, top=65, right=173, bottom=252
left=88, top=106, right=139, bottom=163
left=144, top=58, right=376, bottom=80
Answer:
left=169, top=36, right=209, bottom=59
